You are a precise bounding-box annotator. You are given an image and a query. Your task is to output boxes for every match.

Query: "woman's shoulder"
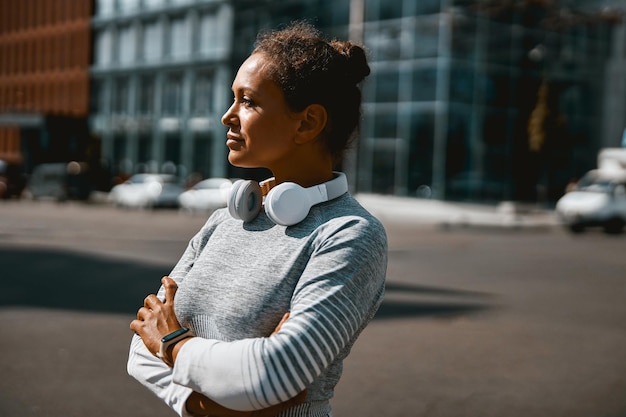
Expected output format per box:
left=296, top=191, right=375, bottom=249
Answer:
left=314, top=194, right=387, bottom=241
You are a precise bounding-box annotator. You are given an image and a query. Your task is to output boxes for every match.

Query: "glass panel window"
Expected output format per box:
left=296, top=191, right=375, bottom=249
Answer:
left=163, top=73, right=183, bottom=115
left=143, top=0, right=165, bottom=9
left=137, top=135, right=152, bottom=166
left=449, top=67, right=474, bottom=103
left=371, top=147, right=396, bottom=194
left=375, top=70, right=399, bottom=103
left=142, top=20, right=163, bottom=62
left=366, top=25, right=402, bottom=61
left=118, top=25, right=136, bottom=64
left=192, top=132, right=213, bottom=177
left=198, top=11, right=218, bottom=56
left=317, top=0, right=349, bottom=27
left=379, top=0, right=403, bottom=21
left=412, top=15, right=439, bottom=58
left=139, top=76, right=155, bottom=115
left=373, top=111, right=398, bottom=138
left=193, top=71, right=214, bottom=114
left=414, top=0, right=441, bottom=15
left=90, top=79, right=104, bottom=113
left=164, top=133, right=181, bottom=166
left=113, top=78, right=129, bottom=114
left=412, top=67, right=437, bottom=101
left=170, top=15, right=191, bottom=60
left=95, top=29, right=113, bottom=66
left=118, top=0, right=140, bottom=15
left=96, top=0, right=115, bottom=16
left=408, top=111, right=435, bottom=191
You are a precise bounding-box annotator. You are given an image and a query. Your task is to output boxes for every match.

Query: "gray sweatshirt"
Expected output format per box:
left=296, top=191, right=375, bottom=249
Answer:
left=128, top=192, right=387, bottom=417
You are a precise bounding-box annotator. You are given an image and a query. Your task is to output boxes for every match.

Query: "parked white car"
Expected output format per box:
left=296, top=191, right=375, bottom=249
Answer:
left=109, top=173, right=184, bottom=209
left=555, top=169, right=626, bottom=234
left=178, top=177, right=232, bottom=213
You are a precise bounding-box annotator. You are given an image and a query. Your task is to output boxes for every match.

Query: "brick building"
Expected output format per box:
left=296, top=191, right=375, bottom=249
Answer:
left=0, top=0, right=96, bottom=197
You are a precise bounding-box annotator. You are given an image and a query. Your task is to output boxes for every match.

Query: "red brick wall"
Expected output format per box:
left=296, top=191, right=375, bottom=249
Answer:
left=0, top=0, right=92, bottom=117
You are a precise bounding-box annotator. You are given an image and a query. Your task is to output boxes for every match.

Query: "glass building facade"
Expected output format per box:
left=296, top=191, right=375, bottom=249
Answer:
left=89, top=0, right=626, bottom=203
left=90, top=0, right=233, bottom=182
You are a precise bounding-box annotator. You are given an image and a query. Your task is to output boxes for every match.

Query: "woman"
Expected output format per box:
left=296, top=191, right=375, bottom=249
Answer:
left=128, top=22, right=387, bottom=417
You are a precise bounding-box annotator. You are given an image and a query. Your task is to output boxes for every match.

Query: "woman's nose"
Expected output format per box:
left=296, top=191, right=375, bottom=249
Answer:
left=221, top=103, right=237, bottom=127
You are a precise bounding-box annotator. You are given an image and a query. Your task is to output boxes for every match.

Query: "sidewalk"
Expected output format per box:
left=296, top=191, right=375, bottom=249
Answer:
left=355, top=193, right=559, bottom=230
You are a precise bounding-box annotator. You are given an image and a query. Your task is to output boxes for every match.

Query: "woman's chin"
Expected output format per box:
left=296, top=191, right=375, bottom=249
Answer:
left=227, top=154, right=259, bottom=169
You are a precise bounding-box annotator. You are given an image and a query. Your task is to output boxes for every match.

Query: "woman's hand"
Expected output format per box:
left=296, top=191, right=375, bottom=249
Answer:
left=130, top=276, right=182, bottom=358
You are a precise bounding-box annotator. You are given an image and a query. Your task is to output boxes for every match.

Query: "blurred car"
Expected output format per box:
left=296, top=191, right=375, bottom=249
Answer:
left=555, top=169, right=626, bottom=234
left=178, top=177, right=232, bottom=213
left=109, top=173, right=184, bottom=209
left=0, top=160, right=27, bottom=199
left=22, top=162, right=91, bottom=201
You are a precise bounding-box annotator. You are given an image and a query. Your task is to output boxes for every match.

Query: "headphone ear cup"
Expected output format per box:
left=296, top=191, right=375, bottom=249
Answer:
left=228, top=180, right=262, bottom=222
left=264, top=182, right=311, bottom=226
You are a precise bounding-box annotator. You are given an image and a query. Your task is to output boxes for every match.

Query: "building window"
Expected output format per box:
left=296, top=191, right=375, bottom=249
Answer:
left=144, top=0, right=165, bottom=9
left=118, top=24, right=137, bottom=65
left=372, top=112, right=398, bottom=139
left=90, top=79, right=104, bottom=114
left=138, top=134, right=153, bottom=166
left=193, top=71, right=214, bottom=114
left=113, top=78, right=129, bottom=114
left=366, top=24, right=402, bottom=61
left=412, top=67, right=437, bottom=102
left=375, top=70, right=399, bottom=103
left=95, top=29, right=113, bottom=67
left=198, top=10, right=219, bottom=56
left=192, top=132, right=213, bottom=177
left=139, top=76, right=155, bottom=115
left=163, top=73, right=183, bottom=115
left=96, top=0, right=116, bottom=16
left=142, top=20, right=163, bottom=62
left=411, top=15, right=439, bottom=58
left=164, top=133, right=181, bottom=166
left=118, top=0, right=140, bottom=15
left=170, top=15, right=191, bottom=60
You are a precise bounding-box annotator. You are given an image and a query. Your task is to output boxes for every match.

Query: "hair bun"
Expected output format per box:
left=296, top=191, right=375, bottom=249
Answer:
left=331, top=41, right=371, bottom=85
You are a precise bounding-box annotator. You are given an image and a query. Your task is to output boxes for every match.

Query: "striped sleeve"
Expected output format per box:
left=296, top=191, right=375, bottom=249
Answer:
left=171, top=217, right=387, bottom=411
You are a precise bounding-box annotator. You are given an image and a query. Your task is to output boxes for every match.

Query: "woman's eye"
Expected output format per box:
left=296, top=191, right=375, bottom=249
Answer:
left=241, top=96, right=254, bottom=107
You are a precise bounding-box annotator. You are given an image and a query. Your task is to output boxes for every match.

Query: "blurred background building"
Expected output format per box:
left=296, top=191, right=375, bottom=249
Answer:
left=1, top=0, right=626, bottom=204
left=0, top=0, right=97, bottom=197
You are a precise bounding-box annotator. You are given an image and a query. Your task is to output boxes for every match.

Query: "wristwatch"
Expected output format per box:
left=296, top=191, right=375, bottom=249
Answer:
left=157, top=327, right=194, bottom=362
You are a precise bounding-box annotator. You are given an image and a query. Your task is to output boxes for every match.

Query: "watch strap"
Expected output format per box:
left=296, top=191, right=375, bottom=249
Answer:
left=157, top=327, right=193, bottom=360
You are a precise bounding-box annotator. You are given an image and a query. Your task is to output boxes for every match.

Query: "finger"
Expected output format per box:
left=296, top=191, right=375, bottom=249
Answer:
left=162, top=276, right=178, bottom=304
left=144, top=294, right=162, bottom=311
left=271, top=312, right=290, bottom=336
left=130, top=319, right=142, bottom=333
left=136, top=306, right=151, bottom=321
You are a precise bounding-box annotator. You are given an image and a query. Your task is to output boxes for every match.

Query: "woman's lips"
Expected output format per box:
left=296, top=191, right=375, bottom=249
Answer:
left=226, top=134, right=244, bottom=150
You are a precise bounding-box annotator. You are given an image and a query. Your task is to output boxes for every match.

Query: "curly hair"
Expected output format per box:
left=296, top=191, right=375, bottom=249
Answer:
left=253, top=22, right=370, bottom=165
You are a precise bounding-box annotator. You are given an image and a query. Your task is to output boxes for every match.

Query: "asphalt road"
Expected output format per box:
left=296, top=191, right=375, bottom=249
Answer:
left=1, top=200, right=625, bottom=417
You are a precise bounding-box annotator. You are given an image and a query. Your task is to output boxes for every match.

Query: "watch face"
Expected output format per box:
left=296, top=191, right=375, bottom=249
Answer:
left=161, top=327, right=189, bottom=343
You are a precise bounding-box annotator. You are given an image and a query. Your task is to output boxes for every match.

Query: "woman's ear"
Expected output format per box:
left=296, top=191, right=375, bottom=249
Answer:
left=295, top=104, right=327, bottom=144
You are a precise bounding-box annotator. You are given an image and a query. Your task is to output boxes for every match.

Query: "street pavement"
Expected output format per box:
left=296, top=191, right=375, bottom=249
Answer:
left=1, top=197, right=624, bottom=417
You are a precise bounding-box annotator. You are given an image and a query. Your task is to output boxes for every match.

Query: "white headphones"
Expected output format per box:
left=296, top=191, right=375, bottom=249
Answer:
left=227, top=172, right=348, bottom=226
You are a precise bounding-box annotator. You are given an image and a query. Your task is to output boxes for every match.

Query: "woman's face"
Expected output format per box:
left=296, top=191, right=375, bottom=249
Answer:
left=221, top=53, right=301, bottom=170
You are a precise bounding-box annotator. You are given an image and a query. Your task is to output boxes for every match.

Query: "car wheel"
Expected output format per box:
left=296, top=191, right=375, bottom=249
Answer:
left=603, top=218, right=624, bottom=235
left=568, top=223, right=585, bottom=234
